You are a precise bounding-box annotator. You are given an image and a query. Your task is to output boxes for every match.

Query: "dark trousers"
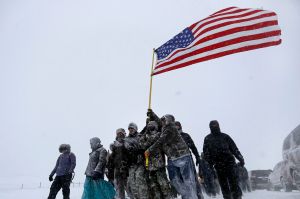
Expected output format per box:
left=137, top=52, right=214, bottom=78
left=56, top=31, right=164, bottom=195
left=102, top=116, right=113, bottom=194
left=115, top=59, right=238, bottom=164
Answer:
left=215, top=165, right=242, bottom=199
left=240, top=179, right=251, bottom=192
left=48, top=174, right=72, bottom=199
left=204, top=178, right=216, bottom=197
left=190, top=157, right=203, bottom=199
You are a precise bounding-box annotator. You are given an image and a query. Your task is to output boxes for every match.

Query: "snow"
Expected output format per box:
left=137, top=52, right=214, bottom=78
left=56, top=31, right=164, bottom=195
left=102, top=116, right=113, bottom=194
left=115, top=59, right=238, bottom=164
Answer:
left=0, top=186, right=299, bottom=199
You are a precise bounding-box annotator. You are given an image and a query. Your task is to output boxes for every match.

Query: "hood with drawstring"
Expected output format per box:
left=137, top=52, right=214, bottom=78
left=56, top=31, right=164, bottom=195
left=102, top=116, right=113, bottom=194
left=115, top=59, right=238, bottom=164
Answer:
left=85, top=137, right=107, bottom=177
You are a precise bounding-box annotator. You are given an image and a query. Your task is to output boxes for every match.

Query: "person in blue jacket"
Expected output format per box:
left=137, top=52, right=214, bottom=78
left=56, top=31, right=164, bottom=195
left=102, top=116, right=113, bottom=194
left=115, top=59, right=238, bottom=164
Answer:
left=48, top=144, right=76, bottom=199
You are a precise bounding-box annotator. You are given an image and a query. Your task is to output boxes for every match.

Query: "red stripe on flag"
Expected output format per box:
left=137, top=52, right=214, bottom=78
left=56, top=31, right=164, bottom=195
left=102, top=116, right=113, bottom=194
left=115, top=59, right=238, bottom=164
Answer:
left=192, top=12, right=275, bottom=36
left=211, top=8, right=250, bottom=18
left=192, top=10, right=267, bottom=34
left=190, top=8, right=251, bottom=31
left=210, top=7, right=238, bottom=16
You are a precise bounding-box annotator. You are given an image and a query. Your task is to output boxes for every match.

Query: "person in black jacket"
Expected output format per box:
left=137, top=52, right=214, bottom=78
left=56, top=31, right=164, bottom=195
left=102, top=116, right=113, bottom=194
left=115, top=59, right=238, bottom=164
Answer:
left=175, top=121, right=203, bottom=199
left=203, top=120, right=244, bottom=199
left=237, top=163, right=251, bottom=193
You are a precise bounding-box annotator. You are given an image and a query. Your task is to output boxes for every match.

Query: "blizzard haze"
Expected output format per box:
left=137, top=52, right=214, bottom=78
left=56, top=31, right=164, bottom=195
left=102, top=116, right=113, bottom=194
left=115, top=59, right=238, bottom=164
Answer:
left=0, top=0, right=299, bottom=184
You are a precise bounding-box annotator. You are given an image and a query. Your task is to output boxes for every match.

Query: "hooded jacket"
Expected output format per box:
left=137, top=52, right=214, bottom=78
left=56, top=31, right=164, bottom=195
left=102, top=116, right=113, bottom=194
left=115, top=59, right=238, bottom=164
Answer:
left=140, top=121, right=166, bottom=170
left=85, top=138, right=108, bottom=176
left=50, top=144, right=76, bottom=177
left=107, top=137, right=130, bottom=180
left=203, top=130, right=244, bottom=167
left=148, top=115, right=190, bottom=160
left=124, top=131, right=145, bottom=166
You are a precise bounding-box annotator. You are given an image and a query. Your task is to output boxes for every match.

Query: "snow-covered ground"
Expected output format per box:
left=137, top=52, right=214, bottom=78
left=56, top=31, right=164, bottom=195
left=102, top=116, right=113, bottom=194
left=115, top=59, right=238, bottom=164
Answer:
left=0, top=186, right=299, bottom=199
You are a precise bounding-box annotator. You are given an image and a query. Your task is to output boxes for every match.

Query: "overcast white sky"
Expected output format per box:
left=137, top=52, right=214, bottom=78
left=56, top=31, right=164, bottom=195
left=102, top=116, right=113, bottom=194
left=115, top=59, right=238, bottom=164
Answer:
left=0, top=0, right=299, bottom=183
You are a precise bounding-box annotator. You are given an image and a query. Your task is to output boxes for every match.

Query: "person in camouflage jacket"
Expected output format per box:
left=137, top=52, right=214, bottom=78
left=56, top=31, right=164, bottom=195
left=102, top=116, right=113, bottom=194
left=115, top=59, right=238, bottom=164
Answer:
left=140, top=121, right=171, bottom=199
left=145, top=110, right=198, bottom=199
left=124, top=122, right=149, bottom=199
left=107, top=128, right=132, bottom=199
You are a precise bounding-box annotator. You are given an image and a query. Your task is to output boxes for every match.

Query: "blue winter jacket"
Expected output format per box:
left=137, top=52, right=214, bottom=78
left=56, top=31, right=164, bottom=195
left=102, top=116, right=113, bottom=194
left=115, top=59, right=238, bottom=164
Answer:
left=50, top=152, right=76, bottom=176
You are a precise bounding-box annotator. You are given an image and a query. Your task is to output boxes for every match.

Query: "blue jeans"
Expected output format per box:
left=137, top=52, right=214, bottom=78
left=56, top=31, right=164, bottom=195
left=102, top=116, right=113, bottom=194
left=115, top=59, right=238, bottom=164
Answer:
left=167, top=155, right=198, bottom=199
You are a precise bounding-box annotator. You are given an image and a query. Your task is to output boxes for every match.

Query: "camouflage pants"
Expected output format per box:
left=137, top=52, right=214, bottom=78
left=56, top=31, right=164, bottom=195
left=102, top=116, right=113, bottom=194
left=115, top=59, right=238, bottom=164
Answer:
left=114, top=175, right=132, bottom=199
left=149, top=168, right=171, bottom=199
left=127, top=165, right=149, bottom=199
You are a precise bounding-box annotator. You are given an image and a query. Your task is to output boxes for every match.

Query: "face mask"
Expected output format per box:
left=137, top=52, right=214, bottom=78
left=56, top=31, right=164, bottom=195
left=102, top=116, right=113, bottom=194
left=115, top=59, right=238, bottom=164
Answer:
left=210, top=126, right=220, bottom=133
left=116, top=135, right=125, bottom=142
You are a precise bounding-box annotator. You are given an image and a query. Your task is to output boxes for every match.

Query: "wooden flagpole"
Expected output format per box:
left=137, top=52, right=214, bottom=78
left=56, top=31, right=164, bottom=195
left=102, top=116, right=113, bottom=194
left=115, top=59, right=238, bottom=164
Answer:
left=148, top=48, right=156, bottom=109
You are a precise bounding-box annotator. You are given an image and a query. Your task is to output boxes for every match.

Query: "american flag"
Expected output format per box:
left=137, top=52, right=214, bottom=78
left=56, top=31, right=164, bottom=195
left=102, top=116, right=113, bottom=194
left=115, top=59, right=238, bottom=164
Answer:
left=152, top=7, right=282, bottom=76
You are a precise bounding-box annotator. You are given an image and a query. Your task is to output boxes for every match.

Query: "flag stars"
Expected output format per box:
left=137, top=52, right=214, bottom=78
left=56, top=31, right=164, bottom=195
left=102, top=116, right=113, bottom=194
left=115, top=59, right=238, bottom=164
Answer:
left=156, top=27, right=194, bottom=60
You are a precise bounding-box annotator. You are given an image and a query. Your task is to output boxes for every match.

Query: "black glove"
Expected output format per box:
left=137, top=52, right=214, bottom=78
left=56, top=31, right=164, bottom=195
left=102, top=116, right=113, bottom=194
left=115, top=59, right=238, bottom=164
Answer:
left=196, top=156, right=201, bottom=166
left=91, top=171, right=103, bottom=180
left=49, top=175, right=53, bottom=182
left=239, top=159, right=245, bottom=167
left=146, top=118, right=150, bottom=125
left=127, top=145, right=135, bottom=152
left=147, top=109, right=154, bottom=117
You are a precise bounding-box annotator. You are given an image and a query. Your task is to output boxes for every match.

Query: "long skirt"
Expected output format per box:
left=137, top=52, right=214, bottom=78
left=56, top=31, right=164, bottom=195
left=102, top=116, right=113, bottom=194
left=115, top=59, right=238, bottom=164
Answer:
left=81, top=177, right=116, bottom=199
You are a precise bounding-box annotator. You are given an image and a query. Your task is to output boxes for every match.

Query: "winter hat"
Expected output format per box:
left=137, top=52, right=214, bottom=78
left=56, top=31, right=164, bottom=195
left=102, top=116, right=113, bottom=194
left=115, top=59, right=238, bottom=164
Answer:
left=116, top=128, right=126, bottom=136
left=59, top=144, right=71, bottom=153
left=128, top=122, right=138, bottom=131
left=90, top=137, right=101, bottom=150
left=147, top=121, right=158, bottom=131
left=161, top=114, right=175, bottom=125
left=175, top=121, right=182, bottom=130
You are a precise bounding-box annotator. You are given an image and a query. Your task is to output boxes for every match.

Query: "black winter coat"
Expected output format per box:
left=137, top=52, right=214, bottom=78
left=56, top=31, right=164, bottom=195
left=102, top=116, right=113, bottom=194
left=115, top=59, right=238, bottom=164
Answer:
left=203, top=131, right=244, bottom=167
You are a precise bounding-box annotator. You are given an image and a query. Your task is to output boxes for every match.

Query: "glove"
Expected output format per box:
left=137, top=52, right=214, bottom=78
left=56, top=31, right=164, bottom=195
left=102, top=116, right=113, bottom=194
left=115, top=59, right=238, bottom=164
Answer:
left=196, top=156, right=201, bottom=166
left=92, top=171, right=103, bottom=180
left=239, top=159, right=245, bottom=167
left=146, top=118, right=150, bottom=125
left=147, top=109, right=154, bottom=117
left=49, top=175, right=53, bottom=182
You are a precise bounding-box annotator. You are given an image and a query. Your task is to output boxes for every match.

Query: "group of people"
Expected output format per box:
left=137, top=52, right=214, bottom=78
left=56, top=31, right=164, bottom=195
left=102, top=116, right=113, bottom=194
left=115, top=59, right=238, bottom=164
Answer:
left=47, top=109, right=246, bottom=199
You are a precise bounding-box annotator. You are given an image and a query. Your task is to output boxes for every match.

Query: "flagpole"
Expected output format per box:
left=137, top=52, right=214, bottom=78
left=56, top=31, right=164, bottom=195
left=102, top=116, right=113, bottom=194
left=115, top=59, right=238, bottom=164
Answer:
left=148, top=48, right=156, bottom=109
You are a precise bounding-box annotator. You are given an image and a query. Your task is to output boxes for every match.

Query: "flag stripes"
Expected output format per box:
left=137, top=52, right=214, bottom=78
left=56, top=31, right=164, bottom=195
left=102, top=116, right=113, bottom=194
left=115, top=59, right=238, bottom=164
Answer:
left=153, top=7, right=281, bottom=76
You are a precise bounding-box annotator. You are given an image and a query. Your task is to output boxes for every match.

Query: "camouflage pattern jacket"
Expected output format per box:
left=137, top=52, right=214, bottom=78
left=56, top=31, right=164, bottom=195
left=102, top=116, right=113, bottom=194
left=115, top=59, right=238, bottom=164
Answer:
left=124, top=132, right=145, bottom=167
left=148, top=123, right=190, bottom=160
left=140, top=130, right=166, bottom=171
